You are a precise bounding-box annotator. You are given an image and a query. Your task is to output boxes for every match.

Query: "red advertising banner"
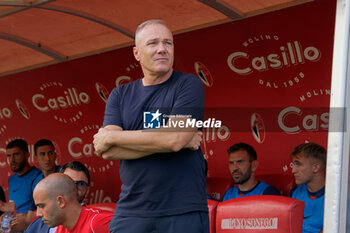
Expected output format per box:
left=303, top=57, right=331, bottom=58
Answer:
left=0, top=0, right=335, bottom=202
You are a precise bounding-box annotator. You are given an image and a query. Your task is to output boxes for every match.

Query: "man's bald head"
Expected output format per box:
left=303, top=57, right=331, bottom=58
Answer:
left=34, top=173, right=77, bottom=202
left=34, top=173, right=83, bottom=228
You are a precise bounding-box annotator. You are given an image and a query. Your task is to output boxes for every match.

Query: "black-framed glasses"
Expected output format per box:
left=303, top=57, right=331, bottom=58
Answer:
left=74, top=180, right=89, bottom=189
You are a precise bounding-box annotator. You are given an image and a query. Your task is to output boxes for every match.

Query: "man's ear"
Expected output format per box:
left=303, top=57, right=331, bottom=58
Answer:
left=133, top=47, right=140, bottom=61
left=25, top=151, right=31, bottom=160
left=56, top=195, right=66, bottom=209
left=312, top=162, right=321, bottom=173
left=252, top=160, right=259, bottom=172
left=53, top=152, right=57, bottom=163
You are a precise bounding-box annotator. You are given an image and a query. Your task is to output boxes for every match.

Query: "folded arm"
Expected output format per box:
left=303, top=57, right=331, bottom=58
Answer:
left=93, top=117, right=202, bottom=160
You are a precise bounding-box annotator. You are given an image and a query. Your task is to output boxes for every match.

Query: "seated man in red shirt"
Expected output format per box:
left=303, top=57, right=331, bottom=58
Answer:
left=33, top=173, right=112, bottom=233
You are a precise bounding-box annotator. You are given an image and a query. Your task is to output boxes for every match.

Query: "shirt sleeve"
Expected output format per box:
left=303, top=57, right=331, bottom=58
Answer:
left=29, top=174, right=42, bottom=211
left=221, top=188, right=233, bottom=202
left=103, top=87, right=123, bottom=128
left=28, top=194, right=36, bottom=211
left=170, top=74, right=205, bottom=121
left=32, top=175, right=42, bottom=192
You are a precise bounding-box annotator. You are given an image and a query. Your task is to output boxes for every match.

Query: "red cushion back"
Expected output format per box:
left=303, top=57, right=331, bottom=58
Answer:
left=208, top=199, right=219, bottom=233
left=216, top=196, right=304, bottom=233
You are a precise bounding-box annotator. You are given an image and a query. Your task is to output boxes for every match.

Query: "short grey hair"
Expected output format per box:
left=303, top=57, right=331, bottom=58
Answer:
left=135, top=19, right=170, bottom=41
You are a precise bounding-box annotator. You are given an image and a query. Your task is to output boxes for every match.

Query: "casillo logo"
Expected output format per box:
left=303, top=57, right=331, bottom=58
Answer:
left=32, top=87, right=90, bottom=112
left=69, top=124, right=113, bottom=168
left=204, top=124, right=230, bottom=143
left=67, top=136, right=116, bottom=176
left=87, top=189, right=112, bottom=204
left=202, top=122, right=230, bottom=159
left=68, top=137, right=95, bottom=158
left=32, top=84, right=91, bottom=123
left=227, top=38, right=321, bottom=88
left=221, top=217, right=278, bottom=230
left=278, top=106, right=329, bottom=134
left=228, top=41, right=320, bottom=74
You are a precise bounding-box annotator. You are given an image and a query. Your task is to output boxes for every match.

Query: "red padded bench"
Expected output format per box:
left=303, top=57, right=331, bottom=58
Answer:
left=208, top=199, right=219, bottom=233
left=216, top=195, right=304, bottom=233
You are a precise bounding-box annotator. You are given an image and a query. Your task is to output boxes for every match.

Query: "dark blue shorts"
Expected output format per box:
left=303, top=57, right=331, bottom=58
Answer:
left=109, top=211, right=209, bottom=233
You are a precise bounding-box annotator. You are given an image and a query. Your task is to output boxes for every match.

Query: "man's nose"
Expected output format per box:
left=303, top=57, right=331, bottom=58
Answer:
left=232, top=163, right=239, bottom=170
left=156, top=43, right=166, bottom=53
left=9, top=155, right=15, bottom=162
left=233, top=167, right=240, bottom=173
left=36, top=209, right=42, bottom=217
